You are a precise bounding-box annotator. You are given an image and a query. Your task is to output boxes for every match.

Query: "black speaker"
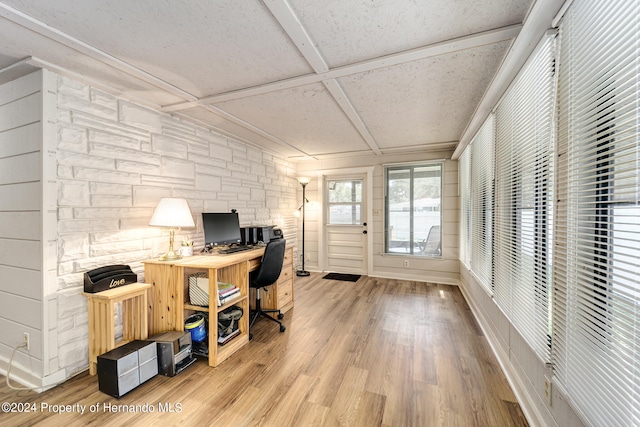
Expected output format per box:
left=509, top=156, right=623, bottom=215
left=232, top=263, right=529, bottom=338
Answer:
left=97, top=341, right=157, bottom=398
left=240, top=227, right=258, bottom=245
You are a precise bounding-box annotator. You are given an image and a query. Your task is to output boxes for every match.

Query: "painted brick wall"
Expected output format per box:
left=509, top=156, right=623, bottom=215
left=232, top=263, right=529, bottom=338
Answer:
left=54, top=75, right=299, bottom=376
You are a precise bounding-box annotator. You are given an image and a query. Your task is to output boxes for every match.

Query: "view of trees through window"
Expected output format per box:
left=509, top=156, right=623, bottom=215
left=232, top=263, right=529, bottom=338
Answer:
left=385, top=163, right=442, bottom=256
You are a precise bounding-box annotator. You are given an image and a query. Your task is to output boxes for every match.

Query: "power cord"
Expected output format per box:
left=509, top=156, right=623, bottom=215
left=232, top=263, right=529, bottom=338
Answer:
left=6, top=343, right=38, bottom=391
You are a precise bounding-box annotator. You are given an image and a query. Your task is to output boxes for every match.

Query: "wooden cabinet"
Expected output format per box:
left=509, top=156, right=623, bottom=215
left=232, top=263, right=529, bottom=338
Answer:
left=144, top=245, right=294, bottom=368
left=249, top=246, right=294, bottom=313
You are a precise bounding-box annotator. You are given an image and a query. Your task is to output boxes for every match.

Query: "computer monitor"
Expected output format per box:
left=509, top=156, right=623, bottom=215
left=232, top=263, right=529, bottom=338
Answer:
left=202, top=212, right=242, bottom=247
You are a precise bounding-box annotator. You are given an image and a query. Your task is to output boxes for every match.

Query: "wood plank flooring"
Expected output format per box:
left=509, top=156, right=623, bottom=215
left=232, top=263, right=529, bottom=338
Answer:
left=0, top=274, right=528, bottom=426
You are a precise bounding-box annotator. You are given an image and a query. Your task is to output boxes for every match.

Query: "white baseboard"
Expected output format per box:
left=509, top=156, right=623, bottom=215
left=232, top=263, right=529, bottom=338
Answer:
left=0, top=351, right=67, bottom=393
left=369, top=271, right=459, bottom=286
left=457, top=282, right=550, bottom=427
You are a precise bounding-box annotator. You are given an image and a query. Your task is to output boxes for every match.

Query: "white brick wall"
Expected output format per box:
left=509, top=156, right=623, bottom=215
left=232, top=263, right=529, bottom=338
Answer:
left=55, top=75, right=299, bottom=376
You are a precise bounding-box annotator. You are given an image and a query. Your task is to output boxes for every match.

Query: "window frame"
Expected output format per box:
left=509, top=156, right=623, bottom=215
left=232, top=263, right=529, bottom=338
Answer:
left=383, top=162, right=443, bottom=257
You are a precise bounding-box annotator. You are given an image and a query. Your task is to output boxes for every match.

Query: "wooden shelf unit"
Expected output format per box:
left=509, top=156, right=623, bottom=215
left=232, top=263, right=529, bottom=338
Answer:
left=182, top=262, right=250, bottom=366
left=144, top=245, right=293, bottom=367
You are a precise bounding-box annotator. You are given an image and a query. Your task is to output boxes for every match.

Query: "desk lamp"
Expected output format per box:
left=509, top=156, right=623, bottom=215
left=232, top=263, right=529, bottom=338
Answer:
left=296, top=177, right=311, bottom=276
left=149, top=198, right=195, bottom=261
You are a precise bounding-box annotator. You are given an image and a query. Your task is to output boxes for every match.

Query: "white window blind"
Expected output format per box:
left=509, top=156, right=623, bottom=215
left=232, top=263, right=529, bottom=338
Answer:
left=493, top=34, right=556, bottom=362
left=554, top=0, right=640, bottom=426
left=459, top=149, right=471, bottom=267
left=470, top=116, right=494, bottom=292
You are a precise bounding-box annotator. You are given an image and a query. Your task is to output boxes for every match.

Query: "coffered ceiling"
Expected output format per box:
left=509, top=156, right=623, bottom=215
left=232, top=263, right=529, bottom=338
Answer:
left=0, top=0, right=564, bottom=160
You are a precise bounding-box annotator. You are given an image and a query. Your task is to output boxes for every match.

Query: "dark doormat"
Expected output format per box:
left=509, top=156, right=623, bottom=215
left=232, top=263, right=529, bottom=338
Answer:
left=322, top=273, right=361, bottom=282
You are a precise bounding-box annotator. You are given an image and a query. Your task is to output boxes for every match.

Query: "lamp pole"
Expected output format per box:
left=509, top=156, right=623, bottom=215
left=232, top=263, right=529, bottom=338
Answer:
left=297, top=178, right=310, bottom=276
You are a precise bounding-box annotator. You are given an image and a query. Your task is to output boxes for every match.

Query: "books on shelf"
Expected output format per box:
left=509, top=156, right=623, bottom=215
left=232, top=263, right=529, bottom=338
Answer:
left=217, top=328, right=240, bottom=345
left=219, top=286, right=238, bottom=297
left=217, top=281, right=235, bottom=292
left=218, top=290, right=240, bottom=306
left=216, top=281, right=240, bottom=306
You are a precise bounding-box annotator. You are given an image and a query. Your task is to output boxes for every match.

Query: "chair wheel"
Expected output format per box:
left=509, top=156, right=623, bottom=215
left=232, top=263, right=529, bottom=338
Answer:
left=279, top=325, right=286, bottom=332
left=277, top=313, right=284, bottom=319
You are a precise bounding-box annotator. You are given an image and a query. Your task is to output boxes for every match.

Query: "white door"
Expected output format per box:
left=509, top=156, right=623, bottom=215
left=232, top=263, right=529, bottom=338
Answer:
left=324, top=175, right=368, bottom=275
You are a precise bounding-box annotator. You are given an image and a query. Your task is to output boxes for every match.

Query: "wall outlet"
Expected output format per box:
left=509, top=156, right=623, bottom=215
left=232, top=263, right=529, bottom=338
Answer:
left=23, top=332, right=30, bottom=351
left=544, top=376, right=552, bottom=406
left=403, top=260, right=409, bottom=267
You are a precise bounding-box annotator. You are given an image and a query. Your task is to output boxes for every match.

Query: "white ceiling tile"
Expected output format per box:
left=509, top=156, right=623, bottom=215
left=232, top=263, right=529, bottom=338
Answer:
left=211, top=82, right=371, bottom=156
left=288, top=0, right=530, bottom=67
left=337, top=41, right=511, bottom=149
left=0, top=0, right=559, bottom=160
left=1, top=0, right=314, bottom=96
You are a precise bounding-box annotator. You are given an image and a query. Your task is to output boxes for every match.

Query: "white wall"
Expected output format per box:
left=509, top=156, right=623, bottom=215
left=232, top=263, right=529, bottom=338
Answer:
left=296, top=151, right=459, bottom=284
left=459, top=267, right=585, bottom=427
left=1, top=69, right=300, bottom=388
left=0, top=71, right=46, bottom=385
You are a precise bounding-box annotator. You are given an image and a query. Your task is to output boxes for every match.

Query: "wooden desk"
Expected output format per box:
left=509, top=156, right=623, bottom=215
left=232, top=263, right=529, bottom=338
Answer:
left=143, top=245, right=293, bottom=367
left=83, top=282, right=151, bottom=375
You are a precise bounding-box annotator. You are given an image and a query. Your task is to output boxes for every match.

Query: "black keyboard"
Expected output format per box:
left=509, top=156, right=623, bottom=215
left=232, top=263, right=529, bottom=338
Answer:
left=219, top=245, right=252, bottom=254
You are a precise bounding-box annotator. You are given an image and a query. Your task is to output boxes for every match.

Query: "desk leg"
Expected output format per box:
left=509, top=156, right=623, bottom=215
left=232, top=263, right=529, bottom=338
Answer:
left=140, top=291, right=148, bottom=339
left=87, top=299, right=96, bottom=376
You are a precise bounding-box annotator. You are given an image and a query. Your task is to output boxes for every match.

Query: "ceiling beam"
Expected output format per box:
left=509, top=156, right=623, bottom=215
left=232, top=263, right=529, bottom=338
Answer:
left=322, top=79, right=382, bottom=155
left=263, top=0, right=329, bottom=74
left=263, top=0, right=380, bottom=156
left=161, top=23, right=522, bottom=112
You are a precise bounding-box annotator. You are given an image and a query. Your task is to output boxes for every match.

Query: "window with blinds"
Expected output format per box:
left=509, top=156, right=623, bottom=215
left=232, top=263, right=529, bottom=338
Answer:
left=470, top=117, right=494, bottom=292
left=554, top=0, right=640, bottom=425
left=493, top=33, right=556, bottom=363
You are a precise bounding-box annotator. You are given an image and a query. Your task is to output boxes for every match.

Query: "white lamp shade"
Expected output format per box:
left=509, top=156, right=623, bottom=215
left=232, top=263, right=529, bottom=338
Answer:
left=149, top=198, right=195, bottom=228
left=297, top=176, right=311, bottom=185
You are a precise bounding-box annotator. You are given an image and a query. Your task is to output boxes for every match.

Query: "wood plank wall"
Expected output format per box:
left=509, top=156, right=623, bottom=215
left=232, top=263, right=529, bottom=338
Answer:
left=0, top=71, right=44, bottom=377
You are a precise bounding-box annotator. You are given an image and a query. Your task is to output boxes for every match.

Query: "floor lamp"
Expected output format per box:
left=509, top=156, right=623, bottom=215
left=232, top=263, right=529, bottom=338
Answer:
left=296, top=177, right=311, bottom=276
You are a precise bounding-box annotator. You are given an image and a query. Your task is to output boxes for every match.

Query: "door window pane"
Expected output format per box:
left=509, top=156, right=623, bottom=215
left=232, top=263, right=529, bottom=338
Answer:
left=327, top=179, right=362, bottom=225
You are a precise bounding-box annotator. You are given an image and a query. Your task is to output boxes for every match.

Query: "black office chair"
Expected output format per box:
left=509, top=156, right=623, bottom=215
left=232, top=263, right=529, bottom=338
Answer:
left=249, top=239, right=287, bottom=339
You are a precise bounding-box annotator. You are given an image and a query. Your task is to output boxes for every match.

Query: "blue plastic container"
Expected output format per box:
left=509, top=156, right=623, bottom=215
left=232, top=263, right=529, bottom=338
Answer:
left=184, top=313, right=207, bottom=343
